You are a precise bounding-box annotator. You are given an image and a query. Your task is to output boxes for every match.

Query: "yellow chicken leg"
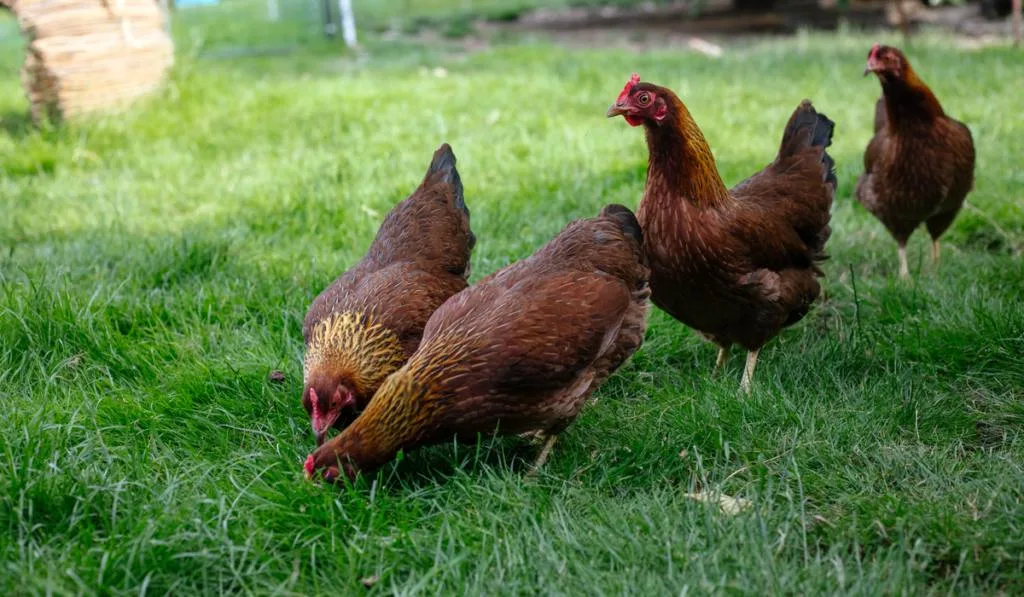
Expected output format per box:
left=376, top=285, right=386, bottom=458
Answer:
left=739, top=350, right=759, bottom=395
left=931, top=239, right=941, bottom=266
left=713, top=346, right=729, bottom=376
left=528, top=433, right=559, bottom=475
left=897, top=243, right=910, bottom=280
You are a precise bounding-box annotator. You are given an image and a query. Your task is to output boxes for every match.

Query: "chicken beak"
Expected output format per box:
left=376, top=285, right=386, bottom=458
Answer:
left=312, top=410, right=340, bottom=447
left=862, top=65, right=872, bottom=77
left=606, top=103, right=626, bottom=118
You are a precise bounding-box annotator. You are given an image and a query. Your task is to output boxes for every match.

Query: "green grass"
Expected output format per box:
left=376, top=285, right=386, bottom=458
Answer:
left=2, top=3, right=1024, bottom=593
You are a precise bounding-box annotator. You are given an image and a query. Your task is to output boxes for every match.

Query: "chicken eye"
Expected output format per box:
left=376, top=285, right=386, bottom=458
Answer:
left=637, top=92, right=651, bottom=106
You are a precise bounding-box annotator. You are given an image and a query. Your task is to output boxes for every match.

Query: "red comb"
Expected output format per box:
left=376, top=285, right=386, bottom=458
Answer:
left=616, top=73, right=640, bottom=104
left=304, top=454, right=315, bottom=478
left=869, top=43, right=881, bottom=60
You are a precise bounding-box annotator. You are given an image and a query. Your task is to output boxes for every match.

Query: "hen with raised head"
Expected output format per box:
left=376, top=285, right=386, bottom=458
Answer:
left=304, top=204, right=650, bottom=483
left=856, top=44, right=975, bottom=279
left=302, top=144, right=475, bottom=446
left=608, top=74, right=836, bottom=393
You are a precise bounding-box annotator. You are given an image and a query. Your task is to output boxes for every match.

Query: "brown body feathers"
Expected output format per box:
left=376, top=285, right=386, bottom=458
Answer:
left=855, top=44, right=975, bottom=279
left=302, top=143, right=475, bottom=444
left=305, top=204, right=650, bottom=482
left=608, top=77, right=835, bottom=390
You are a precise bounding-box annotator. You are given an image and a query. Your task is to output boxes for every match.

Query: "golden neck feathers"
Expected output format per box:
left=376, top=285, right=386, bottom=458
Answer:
left=303, top=311, right=407, bottom=396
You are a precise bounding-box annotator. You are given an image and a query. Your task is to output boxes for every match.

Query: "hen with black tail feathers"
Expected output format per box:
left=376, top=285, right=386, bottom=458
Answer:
left=607, top=74, right=835, bottom=394
left=301, top=143, right=475, bottom=448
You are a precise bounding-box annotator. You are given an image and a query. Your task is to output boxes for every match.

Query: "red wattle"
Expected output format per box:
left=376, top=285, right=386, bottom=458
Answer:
left=304, top=455, right=315, bottom=478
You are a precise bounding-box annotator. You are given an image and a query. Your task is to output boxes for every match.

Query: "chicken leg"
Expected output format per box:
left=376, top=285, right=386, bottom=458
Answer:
left=897, top=242, right=910, bottom=280
left=739, top=350, right=759, bottom=395
left=528, top=433, right=559, bottom=475
left=931, top=239, right=941, bottom=266
left=713, top=346, right=729, bottom=376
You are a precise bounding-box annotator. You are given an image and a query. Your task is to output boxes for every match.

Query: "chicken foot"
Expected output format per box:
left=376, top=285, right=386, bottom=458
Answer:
left=517, top=430, right=547, bottom=444
left=739, top=349, right=760, bottom=395
left=897, top=242, right=911, bottom=280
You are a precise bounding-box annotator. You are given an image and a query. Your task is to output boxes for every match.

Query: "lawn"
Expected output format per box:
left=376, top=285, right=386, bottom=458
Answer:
left=1, top=2, right=1023, bottom=594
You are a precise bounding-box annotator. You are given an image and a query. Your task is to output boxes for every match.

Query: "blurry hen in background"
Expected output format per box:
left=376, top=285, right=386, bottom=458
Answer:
left=305, top=204, right=650, bottom=483
left=855, top=44, right=975, bottom=280
left=302, top=144, right=475, bottom=447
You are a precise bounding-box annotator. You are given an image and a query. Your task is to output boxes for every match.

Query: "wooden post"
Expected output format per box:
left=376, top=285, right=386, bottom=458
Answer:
left=1013, top=0, right=1021, bottom=47
left=339, top=0, right=356, bottom=48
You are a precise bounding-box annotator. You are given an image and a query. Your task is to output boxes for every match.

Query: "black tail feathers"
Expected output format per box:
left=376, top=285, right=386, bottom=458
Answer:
left=600, top=204, right=643, bottom=246
left=780, top=101, right=838, bottom=191
left=426, top=143, right=475, bottom=252
left=426, top=143, right=467, bottom=217
left=810, top=109, right=839, bottom=191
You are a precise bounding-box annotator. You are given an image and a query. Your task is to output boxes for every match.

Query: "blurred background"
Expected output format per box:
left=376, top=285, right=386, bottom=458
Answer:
left=167, top=0, right=1022, bottom=47
left=0, top=0, right=1020, bottom=284
left=0, top=0, right=1019, bottom=128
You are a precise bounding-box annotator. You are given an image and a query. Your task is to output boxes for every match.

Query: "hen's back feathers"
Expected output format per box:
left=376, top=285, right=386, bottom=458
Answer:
left=730, top=101, right=835, bottom=269
left=302, top=143, right=475, bottom=344
left=776, top=100, right=838, bottom=191
left=393, top=205, right=649, bottom=433
left=365, top=144, right=475, bottom=276
left=600, top=203, right=644, bottom=247
left=425, top=143, right=469, bottom=220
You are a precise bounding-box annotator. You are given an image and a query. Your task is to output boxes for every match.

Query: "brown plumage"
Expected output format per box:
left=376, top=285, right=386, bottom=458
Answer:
left=302, top=143, right=475, bottom=446
left=855, top=44, right=976, bottom=279
left=607, top=74, right=836, bottom=393
left=304, top=204, right=650, bottom=483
